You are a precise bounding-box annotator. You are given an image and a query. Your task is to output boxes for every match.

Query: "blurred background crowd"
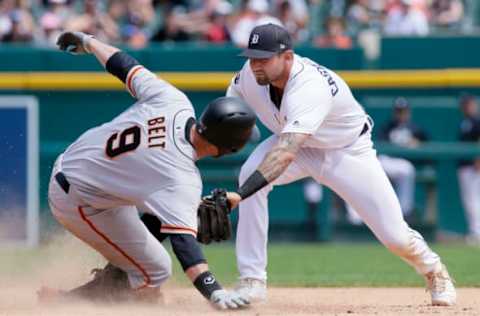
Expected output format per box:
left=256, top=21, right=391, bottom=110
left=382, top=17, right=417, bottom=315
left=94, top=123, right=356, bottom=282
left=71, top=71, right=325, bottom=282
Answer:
left=0, top=0, right=475, bottom=50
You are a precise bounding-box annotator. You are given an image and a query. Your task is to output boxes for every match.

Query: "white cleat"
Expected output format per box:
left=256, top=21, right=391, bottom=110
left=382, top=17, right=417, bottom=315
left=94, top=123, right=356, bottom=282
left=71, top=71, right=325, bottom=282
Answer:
left=424, top=264, right=457, bottom=306
left=233, top=278, right=267, bottom=303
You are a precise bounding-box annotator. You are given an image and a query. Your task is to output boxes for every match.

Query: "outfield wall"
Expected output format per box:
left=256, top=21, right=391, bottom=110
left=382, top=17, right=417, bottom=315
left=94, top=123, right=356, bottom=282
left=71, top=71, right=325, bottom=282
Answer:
left=2, top=43, right=480, bottom=240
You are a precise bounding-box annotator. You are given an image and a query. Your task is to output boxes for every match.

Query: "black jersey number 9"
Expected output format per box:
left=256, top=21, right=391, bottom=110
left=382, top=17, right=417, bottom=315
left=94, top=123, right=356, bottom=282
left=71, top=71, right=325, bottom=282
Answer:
left=106, top=126, right=141, bottom=158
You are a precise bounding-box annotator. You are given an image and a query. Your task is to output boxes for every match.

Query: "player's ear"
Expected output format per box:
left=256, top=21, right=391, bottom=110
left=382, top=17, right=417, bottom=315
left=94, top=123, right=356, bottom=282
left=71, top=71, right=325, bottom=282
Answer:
left=283, top=50, right=294, bottom=61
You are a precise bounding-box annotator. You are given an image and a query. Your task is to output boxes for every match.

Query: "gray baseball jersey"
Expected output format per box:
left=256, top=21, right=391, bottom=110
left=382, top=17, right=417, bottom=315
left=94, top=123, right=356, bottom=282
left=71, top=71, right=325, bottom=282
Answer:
left=60, top=65, right=201, bottom=236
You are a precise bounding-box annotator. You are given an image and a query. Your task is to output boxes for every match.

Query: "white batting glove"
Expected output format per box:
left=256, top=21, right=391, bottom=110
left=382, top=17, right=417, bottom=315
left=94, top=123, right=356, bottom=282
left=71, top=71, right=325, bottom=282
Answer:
left=210, top=289, right=250, bottom=310
left=56, top=31, right=94, bottom=55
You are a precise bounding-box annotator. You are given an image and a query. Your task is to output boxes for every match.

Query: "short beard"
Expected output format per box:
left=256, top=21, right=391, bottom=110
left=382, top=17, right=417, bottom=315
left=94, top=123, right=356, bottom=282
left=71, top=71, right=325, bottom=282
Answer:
left=255, top=76, right=270, bottom=86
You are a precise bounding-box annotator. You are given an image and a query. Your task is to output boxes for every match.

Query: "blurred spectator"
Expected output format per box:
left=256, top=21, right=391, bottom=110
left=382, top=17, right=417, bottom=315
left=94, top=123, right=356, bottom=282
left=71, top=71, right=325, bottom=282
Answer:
left=457, top=94, right=480, bottom=246
left=0, top=0, right=14, bottom=40
left=122, top=0, right=156, bottom=48
left=384, top=0, right=429, bottom=36
left=313, top=16, right=352, bottom=49
left=345, top=0, right=383, bottom=60
left=98, top=0, right=127, bottom=44
left=152, top=6, right=191, bottom=43
left=65, top=0, right=104, bottom=39
left=230, top=0, right=282, bottom=47
left=430, top=0, right=464, bottom=31
left=204, top=1, right=232, bottom=43
left=0, top=0, right=472, bottom=46
left=39, top=0, right=72, bottom=46
left=273, top=0, right=309, bottom=42
left=1, top=0, right=35, bottom=43
left=346, top=0, right=384, bottom=36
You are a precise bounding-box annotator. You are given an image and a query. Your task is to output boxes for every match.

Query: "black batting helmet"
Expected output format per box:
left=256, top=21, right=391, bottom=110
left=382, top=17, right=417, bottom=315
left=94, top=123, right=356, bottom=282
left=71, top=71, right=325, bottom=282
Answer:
left=196, top=97, right=256, bottom=154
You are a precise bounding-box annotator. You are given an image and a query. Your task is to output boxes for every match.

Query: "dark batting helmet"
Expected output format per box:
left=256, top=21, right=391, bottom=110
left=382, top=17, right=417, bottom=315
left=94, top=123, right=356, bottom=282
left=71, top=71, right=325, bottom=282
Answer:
left=196, top=97, right=256, bottom=155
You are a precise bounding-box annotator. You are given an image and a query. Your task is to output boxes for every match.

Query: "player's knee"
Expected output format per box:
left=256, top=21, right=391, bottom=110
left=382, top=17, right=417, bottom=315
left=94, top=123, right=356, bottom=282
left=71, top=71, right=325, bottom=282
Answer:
left=162, top=255, right=173, bottom=277
left=153, top=253, right=173, bottom=277
left=149, top=255, right=172, bottom=285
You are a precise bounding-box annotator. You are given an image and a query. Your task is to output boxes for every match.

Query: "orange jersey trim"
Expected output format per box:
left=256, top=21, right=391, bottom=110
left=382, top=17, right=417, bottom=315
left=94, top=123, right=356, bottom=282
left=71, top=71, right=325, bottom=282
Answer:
left=77, top=206, right=151, bottom=289
left=126, top=66, right=143, bottom=97
left=161, top=225, right=197, bottom=236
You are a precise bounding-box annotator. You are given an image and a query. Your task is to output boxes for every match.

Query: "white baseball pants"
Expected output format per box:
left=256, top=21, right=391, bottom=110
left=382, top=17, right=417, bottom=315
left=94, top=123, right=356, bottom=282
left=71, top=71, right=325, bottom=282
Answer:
left=48, top=156, right=172, bottom=289
left=236, top=133, right=442, bottom=281
left=378, top=155, right=416, bottom=216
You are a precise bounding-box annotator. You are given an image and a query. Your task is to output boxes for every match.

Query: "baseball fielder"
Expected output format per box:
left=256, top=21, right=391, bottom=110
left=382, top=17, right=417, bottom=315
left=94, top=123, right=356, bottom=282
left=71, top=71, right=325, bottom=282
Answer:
left=222, top=24, right=456, bottom=306
left=42, top=31, right=255, bottom=309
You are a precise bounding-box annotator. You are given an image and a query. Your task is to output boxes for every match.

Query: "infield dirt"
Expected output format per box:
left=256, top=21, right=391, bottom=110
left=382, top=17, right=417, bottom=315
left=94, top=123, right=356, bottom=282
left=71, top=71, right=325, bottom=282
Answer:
left=1, top=234, right=478, bottom=315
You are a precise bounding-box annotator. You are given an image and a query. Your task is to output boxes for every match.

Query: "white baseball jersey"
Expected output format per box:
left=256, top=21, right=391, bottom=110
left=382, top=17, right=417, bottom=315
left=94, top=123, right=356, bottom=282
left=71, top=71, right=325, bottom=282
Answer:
left=59, top=65, right=201, bottom=236
left=230, top=55, right=444, bottom=283
left=227, top=54, right=367, bottom=149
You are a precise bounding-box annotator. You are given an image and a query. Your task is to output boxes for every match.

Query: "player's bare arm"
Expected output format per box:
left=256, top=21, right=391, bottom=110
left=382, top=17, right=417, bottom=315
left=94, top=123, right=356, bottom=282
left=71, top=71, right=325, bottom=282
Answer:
left=57, top=31, right=142, bottom=90
left=257, top=132, right=309, bottom=182
left=56, top=31, right=119, bottom=66
left=227, top=132, right=309, bottom=209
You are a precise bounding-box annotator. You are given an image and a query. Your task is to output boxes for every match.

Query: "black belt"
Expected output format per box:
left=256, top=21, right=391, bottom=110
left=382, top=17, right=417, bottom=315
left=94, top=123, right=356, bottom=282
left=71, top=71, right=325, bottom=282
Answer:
left=359, top=122, right=369, bottom=137
left=359, top=117, right=373, bottom=137
left=55, top=172, right=70, bottom=194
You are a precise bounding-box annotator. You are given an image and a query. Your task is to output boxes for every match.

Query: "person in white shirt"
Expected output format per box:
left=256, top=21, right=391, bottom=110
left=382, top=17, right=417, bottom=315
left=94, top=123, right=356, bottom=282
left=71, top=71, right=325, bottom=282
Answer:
left=230, top=0, right=282, bottom=47
left=222, top=23, right=456, bottom=306
left=384, top=0, right=429, bottom=36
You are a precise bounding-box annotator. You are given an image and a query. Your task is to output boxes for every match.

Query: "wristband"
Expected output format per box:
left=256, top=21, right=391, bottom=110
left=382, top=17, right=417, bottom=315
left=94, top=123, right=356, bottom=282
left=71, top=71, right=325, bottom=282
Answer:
left=237, top=170, right=268, bottom=200
left=82, top=34, right=94, bottom=53
left=193, top=271, right=222, bottom=300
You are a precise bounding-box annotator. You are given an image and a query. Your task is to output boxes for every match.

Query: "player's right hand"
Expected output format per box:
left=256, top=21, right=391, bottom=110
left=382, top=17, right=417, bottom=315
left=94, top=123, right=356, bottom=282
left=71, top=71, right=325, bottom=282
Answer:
left=56, top=31, right=93, bottom=55
left=210, top=289, right=250, bottom=310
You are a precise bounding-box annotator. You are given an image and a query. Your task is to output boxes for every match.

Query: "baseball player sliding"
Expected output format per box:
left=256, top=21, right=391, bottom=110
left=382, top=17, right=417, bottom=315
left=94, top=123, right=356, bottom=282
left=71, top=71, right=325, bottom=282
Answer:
left=40, top=31, right=256, bottom=309
left=214, top=23, right=456, bottom=306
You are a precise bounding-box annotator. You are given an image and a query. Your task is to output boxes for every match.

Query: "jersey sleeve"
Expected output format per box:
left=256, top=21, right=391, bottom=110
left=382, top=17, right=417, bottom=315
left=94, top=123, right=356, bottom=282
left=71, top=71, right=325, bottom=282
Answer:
left=125, top=65, right=182, bottom=101
left=281, top=80, right=333, bottom=135
left=137, top=184, right=201, bottom=237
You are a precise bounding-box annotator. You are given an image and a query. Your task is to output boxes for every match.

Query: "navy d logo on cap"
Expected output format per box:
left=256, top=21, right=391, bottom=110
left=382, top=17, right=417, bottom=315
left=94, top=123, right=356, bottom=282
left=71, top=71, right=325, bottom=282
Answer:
left=239, top=23, right=292, bottom=59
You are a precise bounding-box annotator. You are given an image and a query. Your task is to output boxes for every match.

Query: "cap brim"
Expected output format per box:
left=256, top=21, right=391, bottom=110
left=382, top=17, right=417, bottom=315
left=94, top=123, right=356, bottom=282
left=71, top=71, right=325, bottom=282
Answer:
left=238, top=48, right=276, bottom=59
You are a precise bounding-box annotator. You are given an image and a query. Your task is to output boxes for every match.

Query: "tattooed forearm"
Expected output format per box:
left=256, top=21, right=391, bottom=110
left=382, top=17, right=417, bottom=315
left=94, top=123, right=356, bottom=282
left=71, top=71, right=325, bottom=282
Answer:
left=235, top=133, right=309, bottom=200
left=257, top=133, right=309, bottom=182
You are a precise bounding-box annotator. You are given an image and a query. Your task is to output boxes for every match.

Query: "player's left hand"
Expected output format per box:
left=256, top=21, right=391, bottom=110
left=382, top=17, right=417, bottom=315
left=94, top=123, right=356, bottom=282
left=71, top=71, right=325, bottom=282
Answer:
left=210, top=289, right=250, bottom=310
left=197, top=188, right=232, bottom=244
left=226, top=191, right=242, bottom=210
left=56, top=31, right=93, bottom=55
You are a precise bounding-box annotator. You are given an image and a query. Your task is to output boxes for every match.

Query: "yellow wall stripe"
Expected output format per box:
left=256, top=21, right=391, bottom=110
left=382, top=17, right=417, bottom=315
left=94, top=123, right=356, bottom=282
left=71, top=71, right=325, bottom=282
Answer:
left=1, top=69, right=480, bottom=90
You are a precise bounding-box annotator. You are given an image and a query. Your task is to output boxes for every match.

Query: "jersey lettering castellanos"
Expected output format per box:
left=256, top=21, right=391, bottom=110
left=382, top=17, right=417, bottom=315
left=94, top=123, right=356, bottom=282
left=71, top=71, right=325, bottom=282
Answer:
left=60, top=66, right=201, bottom=236
left=227, top=55, right=368, bottom=149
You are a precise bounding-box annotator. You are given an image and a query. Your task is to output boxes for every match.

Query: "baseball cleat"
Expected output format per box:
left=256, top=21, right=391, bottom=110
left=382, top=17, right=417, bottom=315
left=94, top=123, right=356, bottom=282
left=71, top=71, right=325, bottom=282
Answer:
left=38, top=263, right=131, bottom=303
left=424, top=264, right=456, bottom=306
left=233, top=278, right=267, bottom=303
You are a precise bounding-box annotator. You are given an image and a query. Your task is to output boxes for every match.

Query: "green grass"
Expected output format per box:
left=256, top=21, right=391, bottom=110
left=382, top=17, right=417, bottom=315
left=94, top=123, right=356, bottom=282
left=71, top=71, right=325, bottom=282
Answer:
left=2, top=242, right=479, bottom=287
left=192, top=243, right=480, bottom=287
